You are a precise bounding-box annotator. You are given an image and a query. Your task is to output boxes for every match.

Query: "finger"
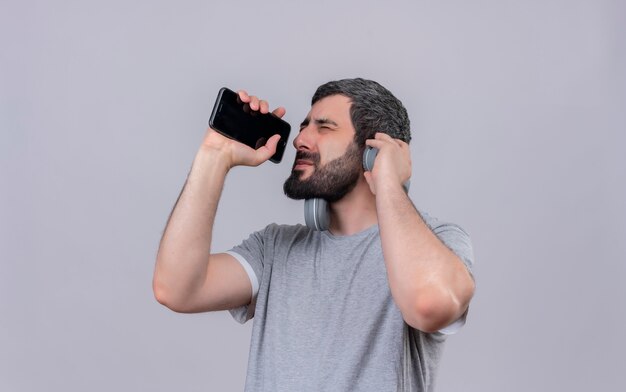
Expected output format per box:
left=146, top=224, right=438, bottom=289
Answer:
left=265, top=133, right=281, bottom=151
left=374, top=132, right=394, bottom=140
left=396, top=139, right=409, bottom=148
left=259, top=100, right=269, bottom=114
left=254, top=134, right=280, bottom=163
left=237, top=90, right=250, bottom=102
left=365, top=139, right=386, bottom=149
left=272, top=106, right=286, bottom=118
left=248, top=96, right=260, bottom=111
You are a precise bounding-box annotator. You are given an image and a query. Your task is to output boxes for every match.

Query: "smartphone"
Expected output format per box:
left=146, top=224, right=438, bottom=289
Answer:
left=208, top=87, right=291, bottom=163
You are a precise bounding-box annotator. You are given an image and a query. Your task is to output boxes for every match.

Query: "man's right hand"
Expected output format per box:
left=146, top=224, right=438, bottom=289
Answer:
left=200, top=90, right=287, bottom=168
left=154, top=89, right=287, bottom=313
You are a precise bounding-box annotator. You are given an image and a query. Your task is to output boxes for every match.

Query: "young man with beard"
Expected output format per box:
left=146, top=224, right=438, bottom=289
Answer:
left=153, top=78, right=475, bottom=391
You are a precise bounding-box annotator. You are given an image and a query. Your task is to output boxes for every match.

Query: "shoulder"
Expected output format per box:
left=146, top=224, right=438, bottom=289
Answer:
left=419, top=210, right=471, bottom=238
left=418, top=210, right=474, bottom=272
left=258, top=222, right=314, bottom=241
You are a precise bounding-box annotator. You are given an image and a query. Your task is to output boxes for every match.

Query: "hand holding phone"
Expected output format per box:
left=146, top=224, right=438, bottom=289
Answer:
left=208, top=88, right=291, bottom=164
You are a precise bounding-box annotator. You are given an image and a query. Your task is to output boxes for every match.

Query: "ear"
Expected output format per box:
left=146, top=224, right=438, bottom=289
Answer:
left=363, top=171, right=377, bottom=195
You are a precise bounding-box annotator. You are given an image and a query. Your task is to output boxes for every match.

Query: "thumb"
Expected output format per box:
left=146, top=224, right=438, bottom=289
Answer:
left=254, top=134, right=281, bottom=164
left=265, top=134, right=281, bottom=153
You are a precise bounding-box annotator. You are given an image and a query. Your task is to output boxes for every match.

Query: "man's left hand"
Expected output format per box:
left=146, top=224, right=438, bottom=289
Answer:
left=363, top=132, right=412, bottom=196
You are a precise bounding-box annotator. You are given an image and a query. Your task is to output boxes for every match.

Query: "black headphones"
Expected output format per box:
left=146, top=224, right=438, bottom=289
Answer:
left=304, top=146, right=410, bottom=231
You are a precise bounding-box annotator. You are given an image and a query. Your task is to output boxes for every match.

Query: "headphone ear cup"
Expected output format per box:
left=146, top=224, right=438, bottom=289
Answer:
left=363, top=146, right=378, bottom=171
left=304, top=198, right=330, bottom=231
left=363, top=146, right=411, bottom=193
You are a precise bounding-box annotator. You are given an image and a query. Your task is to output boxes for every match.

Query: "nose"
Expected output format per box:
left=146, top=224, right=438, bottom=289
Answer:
left=293, top=124, right=314, bottom=151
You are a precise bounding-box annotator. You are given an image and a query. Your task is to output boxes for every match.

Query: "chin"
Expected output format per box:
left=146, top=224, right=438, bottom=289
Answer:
left=293, top=168, right=313, bottom=180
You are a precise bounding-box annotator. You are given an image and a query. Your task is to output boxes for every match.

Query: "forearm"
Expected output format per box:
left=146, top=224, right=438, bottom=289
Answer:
left=376, top=183, right=474, bottom=332
left=153, top=146, right=230, bottom=306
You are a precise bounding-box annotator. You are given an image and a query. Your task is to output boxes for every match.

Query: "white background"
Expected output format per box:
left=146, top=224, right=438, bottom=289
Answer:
left=1, top=1, right=625, bottom=391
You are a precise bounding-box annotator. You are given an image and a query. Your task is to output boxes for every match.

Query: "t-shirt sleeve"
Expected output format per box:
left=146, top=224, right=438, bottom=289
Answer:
left=422, top=212, right=475, bottom=335
left=431, top=221, right=475, bottom=278
left=226, top=226, right=268, bottom=324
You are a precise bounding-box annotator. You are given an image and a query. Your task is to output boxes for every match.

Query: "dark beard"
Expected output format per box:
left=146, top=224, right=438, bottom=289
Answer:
left=283, top=143, right=362, bottom=202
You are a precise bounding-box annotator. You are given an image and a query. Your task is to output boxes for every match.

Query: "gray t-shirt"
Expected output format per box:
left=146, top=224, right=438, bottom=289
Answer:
left=228, top=211, right=474, bottom=392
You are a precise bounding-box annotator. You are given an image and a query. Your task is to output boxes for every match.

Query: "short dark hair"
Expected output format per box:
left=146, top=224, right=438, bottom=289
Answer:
left=311, top=78, right=411, bottom=146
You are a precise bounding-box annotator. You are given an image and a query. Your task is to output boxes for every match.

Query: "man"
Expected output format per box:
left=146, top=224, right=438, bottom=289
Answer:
left=153, top=78, right=475, bottom=391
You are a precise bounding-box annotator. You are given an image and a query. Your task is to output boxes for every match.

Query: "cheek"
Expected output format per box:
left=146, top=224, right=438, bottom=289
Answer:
left=320, top=140, right=352, bottom=165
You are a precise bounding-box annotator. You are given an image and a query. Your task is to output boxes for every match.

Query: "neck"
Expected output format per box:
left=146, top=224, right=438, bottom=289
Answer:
left=328, top=176, right=377, bottom=236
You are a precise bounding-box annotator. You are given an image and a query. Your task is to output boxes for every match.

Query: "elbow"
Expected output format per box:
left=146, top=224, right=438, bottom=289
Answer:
left=153, top=255, right=171, bottom=307
left=153, top=278, right=170, bottom=307
left=401, top=259, right=476, bottom=333
left=403, top=286, right=474, bottom=333
left=404, top=296, right=456, bottom=333
left=152, top=274, right=192, bottom=313
left=152, top=255, right=188, bottom=312
left=152, top=276, right=175, bottom=309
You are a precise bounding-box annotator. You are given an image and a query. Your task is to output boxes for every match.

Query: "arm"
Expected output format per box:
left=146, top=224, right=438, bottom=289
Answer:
left=364, top=133, right=475, bottom=333
left=153, top=92, right=285, bottom=313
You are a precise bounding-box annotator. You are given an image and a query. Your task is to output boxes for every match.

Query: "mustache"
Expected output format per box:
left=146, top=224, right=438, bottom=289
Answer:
left=294, top=151, right=320, bottom=165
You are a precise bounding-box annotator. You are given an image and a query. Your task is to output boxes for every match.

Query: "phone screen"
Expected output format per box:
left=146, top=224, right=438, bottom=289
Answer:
left=209, top=87, right=291, bottom=163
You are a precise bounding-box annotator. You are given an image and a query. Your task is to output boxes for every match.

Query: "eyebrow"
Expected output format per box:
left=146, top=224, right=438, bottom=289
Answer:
left=300, top=117, right=339, bottom=128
